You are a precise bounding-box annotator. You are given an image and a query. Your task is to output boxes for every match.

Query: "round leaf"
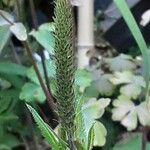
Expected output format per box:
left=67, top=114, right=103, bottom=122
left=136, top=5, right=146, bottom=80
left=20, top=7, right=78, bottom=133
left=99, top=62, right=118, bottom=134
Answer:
left=10, top=23, right=27, bottom=41
left=95, top=74, right=115, bottom=96
left=30, top=27, right=55, bottom=54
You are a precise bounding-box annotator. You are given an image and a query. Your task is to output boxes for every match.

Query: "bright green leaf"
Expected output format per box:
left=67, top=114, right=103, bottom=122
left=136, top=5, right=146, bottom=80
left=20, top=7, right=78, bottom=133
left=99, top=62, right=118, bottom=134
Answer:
left=27, top=104, right=68, bottom=149
left=30, top=26, right=55, bottom=54
left=87, top=124, right=95, bottom=150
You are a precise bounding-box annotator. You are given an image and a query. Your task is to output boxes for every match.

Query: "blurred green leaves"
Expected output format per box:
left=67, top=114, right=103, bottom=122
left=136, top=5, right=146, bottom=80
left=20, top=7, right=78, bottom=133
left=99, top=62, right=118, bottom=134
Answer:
left=30, top=23, right=55, bottom=54
left=112, top=95, right=150, bottom=131
left=27, top=104, right=68, bottom=149
left=0, top=25, right=11, bottom=53
left=110, top=71, right=145, bottom=99
left=10, top=23, right=27, bottom=41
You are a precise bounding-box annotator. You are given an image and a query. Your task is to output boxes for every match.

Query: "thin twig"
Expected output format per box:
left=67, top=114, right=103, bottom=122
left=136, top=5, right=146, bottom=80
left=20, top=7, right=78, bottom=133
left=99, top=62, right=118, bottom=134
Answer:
left=1, top=1, right=57, bottom=118
left=1, top=2, right=57, bottom=115
left=141, top=126, right=148, bottom=150
left=10, top=40, right=22, bottom=64
left=28, top=0, right=51, bottom=93
left=40, top=51, right=51, bottom=92
left=15, top=0, right=22, bottom=21
left=37, top=105, right=49, bottom=124
left=0, top=11, right=13, bottom=25
left=28, top=0, right=38, bottom=30
left=22, top=41, right=57, bottom=113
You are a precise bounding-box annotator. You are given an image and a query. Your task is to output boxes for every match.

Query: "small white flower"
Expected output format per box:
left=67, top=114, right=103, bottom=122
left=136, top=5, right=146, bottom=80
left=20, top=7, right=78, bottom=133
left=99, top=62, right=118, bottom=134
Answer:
left=140, top=9, right=150, bottom=26
left=44, top=50, right=50, bottom=60
left=33, top=53, right=41, bottom=62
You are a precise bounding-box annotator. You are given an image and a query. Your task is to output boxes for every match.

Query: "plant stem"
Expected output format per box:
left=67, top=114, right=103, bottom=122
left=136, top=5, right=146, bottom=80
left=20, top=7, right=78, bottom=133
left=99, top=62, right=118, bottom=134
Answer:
left=28, top=0, right=38, bottom=30
left=0, top=11, right=13, bottom=25
left=28, top=0, right=51, bottom=93
left=40, top=51, right=51, bottom=92
left=16, top=0, right=22, bottom=21
left=0, top=10, right=57, bottom=116
left=14, top=0, right=56, bottom=116
left=10, top=40, right=22, bottom=64
left=141, top=126, right=148, bottom=150
left=22, top=41, right=57, bottom=113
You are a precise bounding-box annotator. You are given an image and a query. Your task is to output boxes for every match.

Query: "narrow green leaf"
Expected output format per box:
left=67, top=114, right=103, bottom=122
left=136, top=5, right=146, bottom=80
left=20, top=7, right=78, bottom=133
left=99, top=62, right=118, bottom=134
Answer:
left=0, top=62, right=27, bottom=76
left=113, top=0, right=150, bottom=84
left=27, top=104, right=67, bottom=149
left=0, top=73, right=25, bottom=89
left=87, top=124, right=95, bottom=150
left=75, top=95, right=86, bottom=146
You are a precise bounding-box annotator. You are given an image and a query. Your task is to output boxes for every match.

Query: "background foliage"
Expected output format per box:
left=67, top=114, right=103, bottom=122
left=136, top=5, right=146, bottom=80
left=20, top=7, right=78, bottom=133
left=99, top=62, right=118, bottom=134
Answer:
left=0, top=0, right=150, bottom=150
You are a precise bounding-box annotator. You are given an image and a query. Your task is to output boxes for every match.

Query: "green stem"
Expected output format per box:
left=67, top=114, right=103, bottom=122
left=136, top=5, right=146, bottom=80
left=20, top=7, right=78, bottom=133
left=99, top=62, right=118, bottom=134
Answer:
left=22, top=41, right=57, bottom=114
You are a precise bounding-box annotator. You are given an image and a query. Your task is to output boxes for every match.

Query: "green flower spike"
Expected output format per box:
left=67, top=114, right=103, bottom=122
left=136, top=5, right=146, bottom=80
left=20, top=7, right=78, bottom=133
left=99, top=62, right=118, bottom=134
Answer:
left=54, top=0, right=76, bottom=148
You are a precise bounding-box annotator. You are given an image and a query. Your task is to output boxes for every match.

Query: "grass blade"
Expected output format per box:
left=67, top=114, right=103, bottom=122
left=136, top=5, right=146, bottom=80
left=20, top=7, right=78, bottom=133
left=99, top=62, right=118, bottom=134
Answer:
left=113, top=0, right=150, bottom=84
left=27, top=104, right=68, bottom=149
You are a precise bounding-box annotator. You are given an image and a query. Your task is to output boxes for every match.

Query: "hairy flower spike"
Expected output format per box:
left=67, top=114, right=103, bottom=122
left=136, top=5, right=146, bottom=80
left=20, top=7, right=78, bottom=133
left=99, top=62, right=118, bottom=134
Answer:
left=54, top=0, right=76, bottom=140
